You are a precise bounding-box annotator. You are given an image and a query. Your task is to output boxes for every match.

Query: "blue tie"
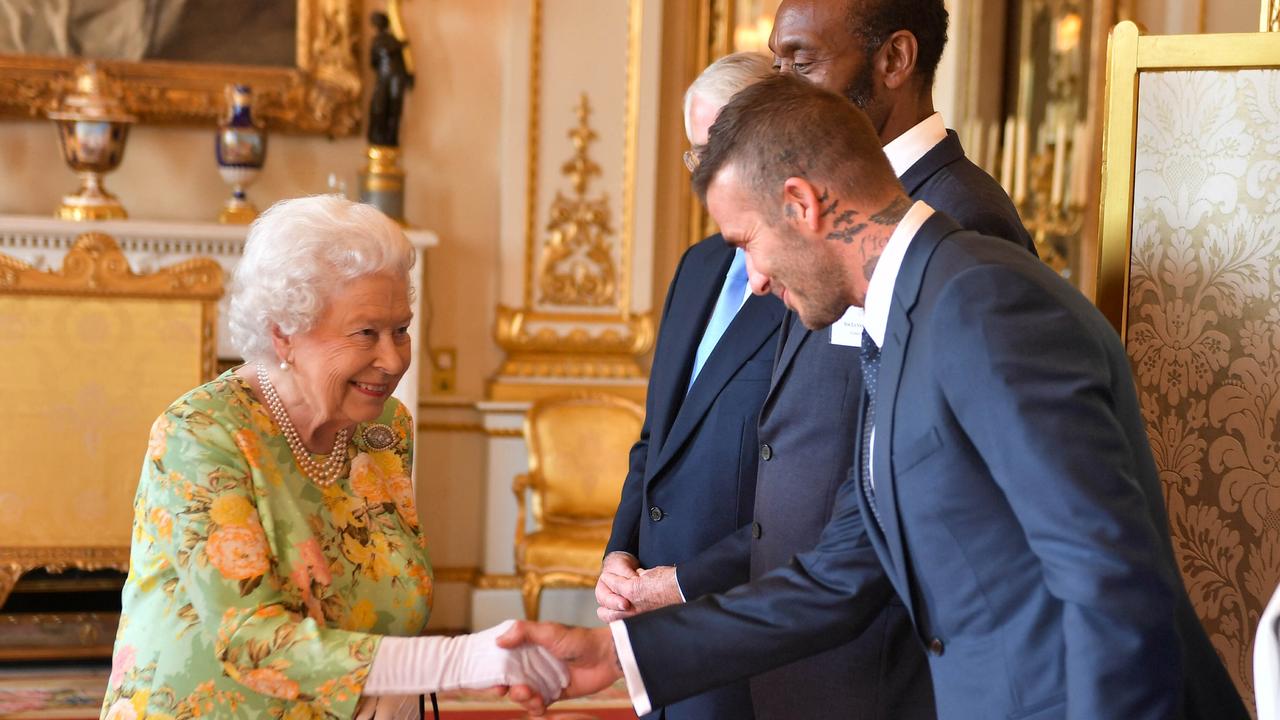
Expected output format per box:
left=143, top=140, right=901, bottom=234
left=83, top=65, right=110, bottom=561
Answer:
left=859, top=329, right=884, bottom=529
left=688, top=249, right=749, bottom=392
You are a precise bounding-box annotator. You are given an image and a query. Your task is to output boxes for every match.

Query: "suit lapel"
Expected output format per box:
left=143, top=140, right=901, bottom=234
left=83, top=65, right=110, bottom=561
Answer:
left=646, top=241, right=732, bottom=456
left=867, top=212, right=964, bottom=621
left=649, top=293, right=785, bottom=482
left=899, top=130, right=964, bottom=198
left=759, top=312, right=811, bottom=418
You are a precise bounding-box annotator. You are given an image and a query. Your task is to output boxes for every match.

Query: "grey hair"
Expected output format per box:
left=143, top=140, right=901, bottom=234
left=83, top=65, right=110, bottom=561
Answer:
left=683, top=51, right=774, bottom=143
left=227, top=195, right=415, bottom=363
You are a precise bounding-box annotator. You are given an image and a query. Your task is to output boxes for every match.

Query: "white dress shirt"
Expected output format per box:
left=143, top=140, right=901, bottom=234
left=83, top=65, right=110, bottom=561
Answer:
left=1257, top=582, right=1280, bottom=720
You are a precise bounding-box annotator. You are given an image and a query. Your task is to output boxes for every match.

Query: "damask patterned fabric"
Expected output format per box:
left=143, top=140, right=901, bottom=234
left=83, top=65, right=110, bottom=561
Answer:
left=1128, top=68, right=1280, bottom=715
left=100, top=370, right=433, bottom=720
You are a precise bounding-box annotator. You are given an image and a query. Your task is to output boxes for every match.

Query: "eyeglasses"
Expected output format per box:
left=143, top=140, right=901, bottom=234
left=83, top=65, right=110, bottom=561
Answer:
left=682, top=148, right=700, bottom=173
left=682, top=143, right=706, bottom=173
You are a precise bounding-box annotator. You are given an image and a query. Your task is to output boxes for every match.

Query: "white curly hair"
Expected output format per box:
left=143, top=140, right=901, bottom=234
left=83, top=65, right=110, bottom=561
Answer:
left=227, top=195, right=415, bottom=363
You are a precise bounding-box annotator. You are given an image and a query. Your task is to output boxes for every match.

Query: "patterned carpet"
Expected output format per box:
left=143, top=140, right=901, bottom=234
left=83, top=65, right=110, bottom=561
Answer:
left=0, top=666, right=637, bottom=720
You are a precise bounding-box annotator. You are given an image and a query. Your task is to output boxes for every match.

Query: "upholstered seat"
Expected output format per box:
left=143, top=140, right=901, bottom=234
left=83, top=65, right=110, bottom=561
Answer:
left=513, top=393, right=644, bottom=620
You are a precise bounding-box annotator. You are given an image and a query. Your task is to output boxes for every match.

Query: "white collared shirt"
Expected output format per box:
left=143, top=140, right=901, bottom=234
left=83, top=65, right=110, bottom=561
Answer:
left=883, top=112, right=947, bottom=178
left=615, top=117, right=949, bottom=718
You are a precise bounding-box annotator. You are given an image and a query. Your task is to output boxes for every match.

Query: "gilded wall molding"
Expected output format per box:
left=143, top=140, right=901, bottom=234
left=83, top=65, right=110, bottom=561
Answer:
left=475, top=573, right=522, bottom=590
left=536, top=94, right=617, bottom=307
left=0, top=0, right=361, bottom=135
left=492, top=0, right=654, bottom=398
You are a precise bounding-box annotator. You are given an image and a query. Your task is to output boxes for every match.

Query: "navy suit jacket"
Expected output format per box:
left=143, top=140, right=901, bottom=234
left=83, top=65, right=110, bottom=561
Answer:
left=605, top=233, right=784, bottom=718
left=680, top=130, right=1035, bottom=719
left=624, top=213, right=1247, bottom=720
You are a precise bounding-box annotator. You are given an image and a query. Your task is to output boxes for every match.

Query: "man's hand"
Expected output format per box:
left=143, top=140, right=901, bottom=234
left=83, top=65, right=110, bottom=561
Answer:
left=607, top=565, right=683, bottom=614
left=496, top=622, right=622, bottom=716
left=595, top=552, right=640, bottom=622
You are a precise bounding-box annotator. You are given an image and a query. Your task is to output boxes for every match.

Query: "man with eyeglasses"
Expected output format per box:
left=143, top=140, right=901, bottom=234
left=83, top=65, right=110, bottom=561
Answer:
left=594, top=51, right=782, bottom=720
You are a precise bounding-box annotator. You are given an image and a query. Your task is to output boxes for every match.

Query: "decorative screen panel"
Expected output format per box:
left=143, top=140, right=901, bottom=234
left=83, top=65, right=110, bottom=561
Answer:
left=1127, top=67, right=1280, bottom=713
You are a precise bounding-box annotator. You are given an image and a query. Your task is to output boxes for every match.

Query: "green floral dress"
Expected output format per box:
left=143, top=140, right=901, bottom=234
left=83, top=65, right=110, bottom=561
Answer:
left=101, top=370, right=433, bottom=720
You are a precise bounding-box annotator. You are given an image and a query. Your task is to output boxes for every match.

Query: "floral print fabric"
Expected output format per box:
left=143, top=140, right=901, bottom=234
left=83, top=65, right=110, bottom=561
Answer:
left=101, top=370, right=432, bottom=720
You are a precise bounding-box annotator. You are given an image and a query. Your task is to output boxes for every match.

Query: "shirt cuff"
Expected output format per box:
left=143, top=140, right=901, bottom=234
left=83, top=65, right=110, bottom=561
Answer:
left=609, top=620, right=653, bottom=717
left=673, top=567, right=687, bottom=603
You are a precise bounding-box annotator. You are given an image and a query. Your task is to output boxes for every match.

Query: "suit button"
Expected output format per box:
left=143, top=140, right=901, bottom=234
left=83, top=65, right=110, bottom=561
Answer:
left=649, top=506, right=663, bottom=522
left=751, top=522, right=762, bottom=539
left=928, top=638, right=944, bottom=656
left=759, top=443, right=773, bottom=461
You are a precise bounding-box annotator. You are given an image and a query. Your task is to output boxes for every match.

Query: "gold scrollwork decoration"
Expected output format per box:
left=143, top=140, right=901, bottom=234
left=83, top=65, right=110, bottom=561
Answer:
left=0, top=547, right=130, bottom=608
left=0, top=233, right=222, bottom=299
left=493, top=305, right=655, bottom=385
left=536, top=94, right=618, bottom=307
left=0, top=0, right=362, bottom=135
left=1265, top=0, right=1280, bottom=31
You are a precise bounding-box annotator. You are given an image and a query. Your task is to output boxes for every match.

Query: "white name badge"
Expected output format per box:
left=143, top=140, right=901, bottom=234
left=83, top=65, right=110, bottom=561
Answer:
left=829, top=305, right=864, bottom=347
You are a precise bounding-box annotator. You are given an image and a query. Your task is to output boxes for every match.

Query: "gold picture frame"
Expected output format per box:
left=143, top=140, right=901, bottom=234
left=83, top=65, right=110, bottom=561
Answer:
left=0, top=0, right=362, bottom=136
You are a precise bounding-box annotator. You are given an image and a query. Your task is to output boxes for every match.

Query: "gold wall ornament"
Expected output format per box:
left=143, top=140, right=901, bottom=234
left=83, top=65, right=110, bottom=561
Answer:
left=492, top=306, right=655, bottom=399
left=493, top=0, right=654, bottom=401
left=48, top=63, right=135, bottom=221
left=0, top=0, right=362, bottom=136
left=1265, top=0, right=1280, bottom=31
left=536, top=94, right=617, bottom=307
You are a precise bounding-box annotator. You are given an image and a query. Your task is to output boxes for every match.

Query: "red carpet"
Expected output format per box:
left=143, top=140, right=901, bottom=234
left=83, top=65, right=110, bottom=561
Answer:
left=0, top=667, right=637, bottom=719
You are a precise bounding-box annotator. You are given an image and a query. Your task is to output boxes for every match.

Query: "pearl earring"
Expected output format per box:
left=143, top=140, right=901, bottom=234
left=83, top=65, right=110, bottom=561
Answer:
left=279, top=360, right=290, bottom=371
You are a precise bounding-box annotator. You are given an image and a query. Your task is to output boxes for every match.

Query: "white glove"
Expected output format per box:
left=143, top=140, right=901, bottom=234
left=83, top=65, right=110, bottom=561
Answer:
left=364, top=621, right=568, bottom=705
left=353, top=694, right=418, bottom=720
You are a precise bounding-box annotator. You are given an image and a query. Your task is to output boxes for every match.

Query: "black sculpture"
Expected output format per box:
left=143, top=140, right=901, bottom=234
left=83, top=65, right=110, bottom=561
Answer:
left=367, top=11, right=414, bottom=147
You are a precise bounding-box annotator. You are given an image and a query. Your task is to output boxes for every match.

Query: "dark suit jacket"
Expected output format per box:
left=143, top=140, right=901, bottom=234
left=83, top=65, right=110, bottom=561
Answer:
left=605, top=233, right=785, bottom=719
left=624, top=213, right=1248, bottom=720
left=681, top=130, right=1035, bottom=719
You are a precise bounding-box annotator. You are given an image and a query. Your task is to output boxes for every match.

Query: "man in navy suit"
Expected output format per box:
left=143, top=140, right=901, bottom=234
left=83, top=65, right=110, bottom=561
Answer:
left=501, top=74, right=1248, bottom=720
left=604, top=2, right=1029, bottom=717
left=595, top=51, right=783, bottom=720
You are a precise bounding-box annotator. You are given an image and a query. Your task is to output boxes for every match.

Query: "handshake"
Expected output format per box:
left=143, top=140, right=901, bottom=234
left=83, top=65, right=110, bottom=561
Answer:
left=367, top=554, right=678, bottom=716
left=491, top=551, right=683, bottom=715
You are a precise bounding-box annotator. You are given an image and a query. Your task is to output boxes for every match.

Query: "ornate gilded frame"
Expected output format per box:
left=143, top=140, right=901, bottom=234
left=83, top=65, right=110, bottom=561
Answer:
left=0, top=0, right=362, bottom=135
left=0, top=232, right=222, bottom=611
left=1095, top=20, right=1280, bottom=332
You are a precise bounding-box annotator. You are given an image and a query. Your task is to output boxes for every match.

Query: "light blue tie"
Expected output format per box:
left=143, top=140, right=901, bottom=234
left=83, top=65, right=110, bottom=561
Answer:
left=688, top=248, right=749, bottom=392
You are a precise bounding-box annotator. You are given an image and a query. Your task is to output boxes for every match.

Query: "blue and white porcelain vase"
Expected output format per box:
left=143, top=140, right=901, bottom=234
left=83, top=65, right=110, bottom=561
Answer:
left=215, top=85, right=267, bottom=223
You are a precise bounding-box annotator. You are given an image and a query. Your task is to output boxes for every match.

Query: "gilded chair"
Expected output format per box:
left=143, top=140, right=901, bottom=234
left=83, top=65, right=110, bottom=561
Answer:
left=1097, top=19, right=1280, bottom=714
left=0, top=232, right=221, bottom=656
left=513, top=393, right=644, bottom=620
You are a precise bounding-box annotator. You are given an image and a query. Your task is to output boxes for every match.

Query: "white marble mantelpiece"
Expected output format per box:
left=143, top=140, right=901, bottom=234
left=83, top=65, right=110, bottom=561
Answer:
left=0, top=214, right=438, bottom=414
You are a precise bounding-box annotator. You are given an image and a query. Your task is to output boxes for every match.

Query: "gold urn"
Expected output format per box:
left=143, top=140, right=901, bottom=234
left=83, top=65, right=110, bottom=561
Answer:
left=47, top=63, right=136, bottom=221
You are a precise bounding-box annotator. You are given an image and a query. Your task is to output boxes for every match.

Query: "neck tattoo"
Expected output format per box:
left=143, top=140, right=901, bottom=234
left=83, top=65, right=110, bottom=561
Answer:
left=255, top=361, right=349, bottom=486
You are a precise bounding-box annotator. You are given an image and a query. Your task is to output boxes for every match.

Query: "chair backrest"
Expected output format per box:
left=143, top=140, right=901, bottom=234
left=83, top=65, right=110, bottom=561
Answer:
left=0, top=232, right=221, bottom=556
left=523, top=393, right=644, bottom=526
left=1096, top=21, right=1280, bottom=714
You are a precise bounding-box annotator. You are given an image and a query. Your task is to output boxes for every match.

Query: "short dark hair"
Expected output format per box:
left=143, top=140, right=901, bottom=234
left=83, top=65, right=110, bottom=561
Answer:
left=849, top=0, right=949, bottom=85
left=691, top=74, right=900, bottom=214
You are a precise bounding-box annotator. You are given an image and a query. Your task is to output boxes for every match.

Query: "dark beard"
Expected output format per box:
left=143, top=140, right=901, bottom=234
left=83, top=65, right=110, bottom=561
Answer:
left=842, top=57, right=875, bottom=108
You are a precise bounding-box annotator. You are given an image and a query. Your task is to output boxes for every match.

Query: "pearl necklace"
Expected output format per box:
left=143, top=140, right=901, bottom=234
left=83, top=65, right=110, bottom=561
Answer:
left=256, top=362, right=349, bottom=486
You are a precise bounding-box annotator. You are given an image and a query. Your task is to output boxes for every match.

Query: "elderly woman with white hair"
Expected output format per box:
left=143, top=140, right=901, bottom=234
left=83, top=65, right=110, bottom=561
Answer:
left=102, top=196, right=565, bottom=720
